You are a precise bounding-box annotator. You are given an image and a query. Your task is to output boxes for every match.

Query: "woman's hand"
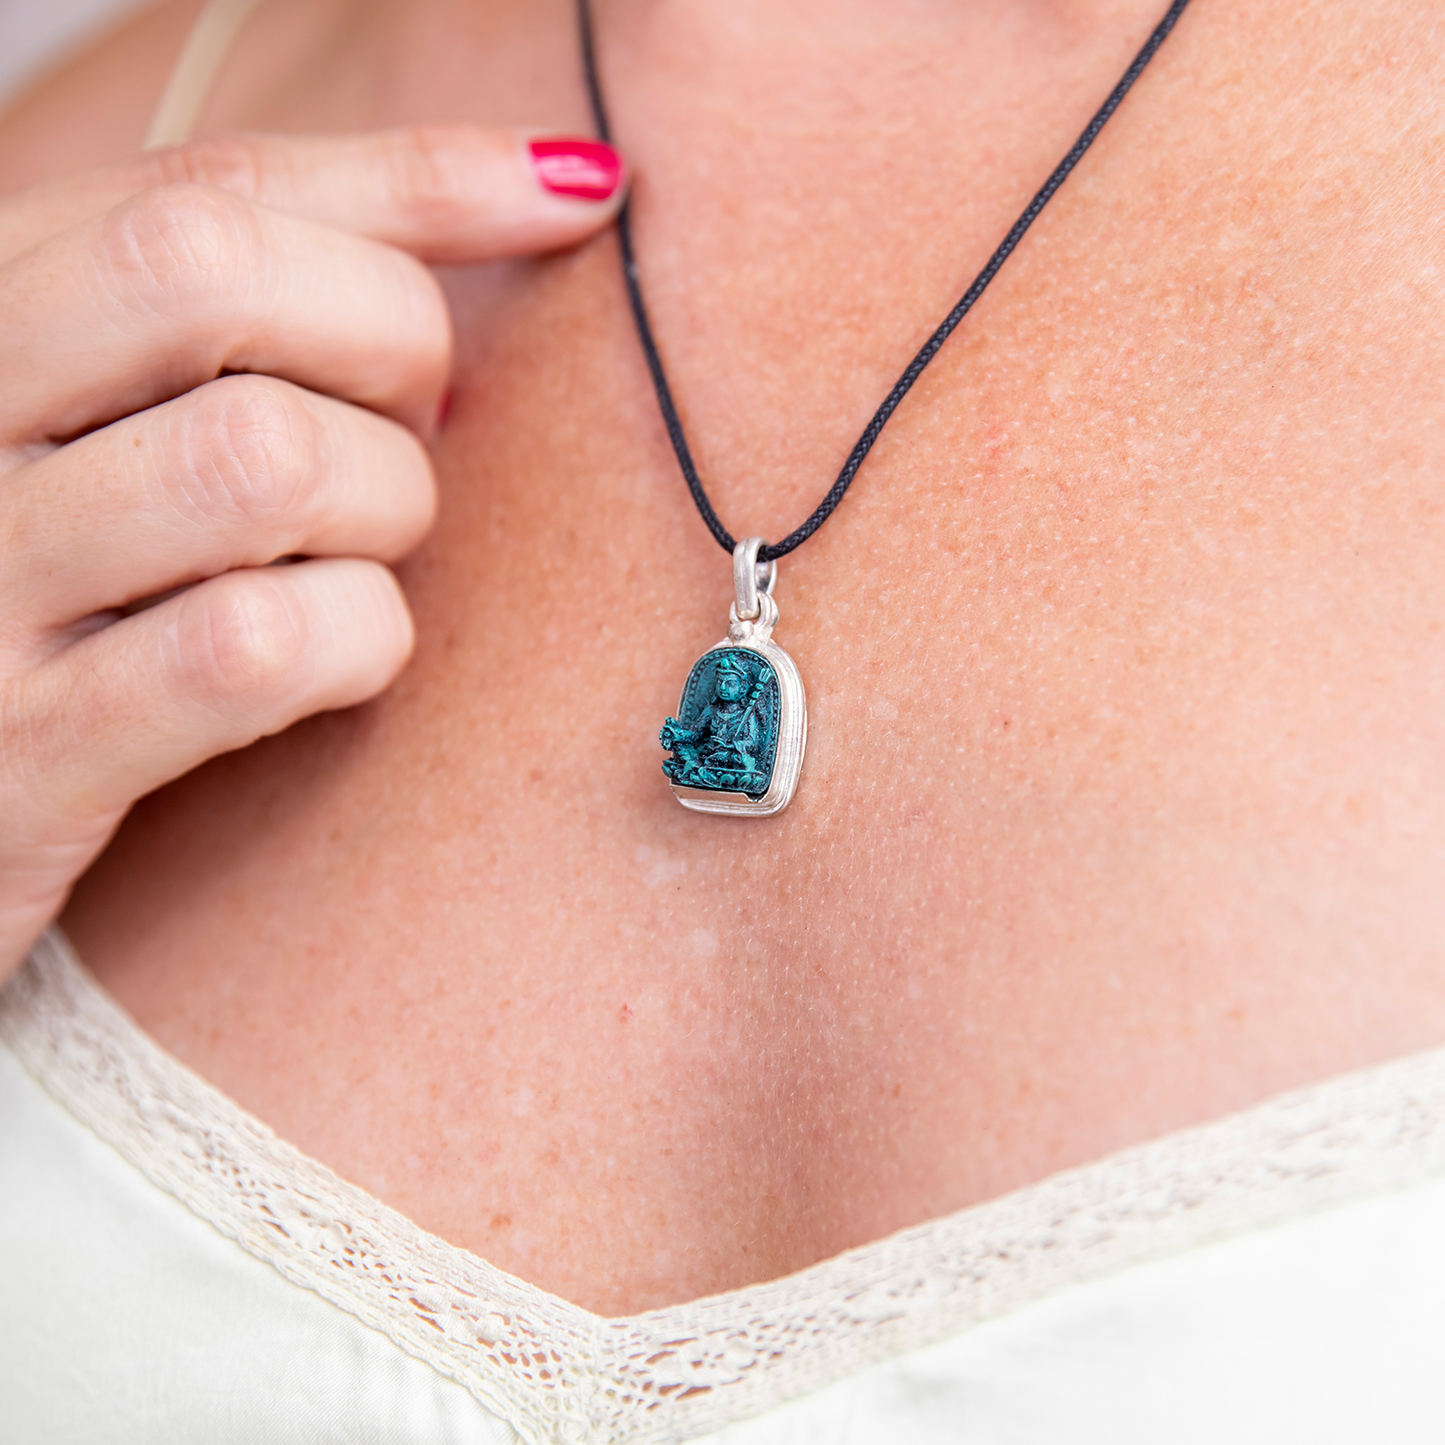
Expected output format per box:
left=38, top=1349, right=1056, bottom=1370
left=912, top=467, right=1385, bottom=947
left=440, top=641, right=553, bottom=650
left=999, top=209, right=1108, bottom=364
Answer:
left=0, top=126, right=623, bottom=982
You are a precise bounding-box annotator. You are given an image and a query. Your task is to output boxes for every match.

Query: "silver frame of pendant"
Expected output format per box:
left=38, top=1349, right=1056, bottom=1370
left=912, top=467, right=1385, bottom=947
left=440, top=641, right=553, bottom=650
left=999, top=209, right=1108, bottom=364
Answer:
left=669, top=591, right=808, bottom=818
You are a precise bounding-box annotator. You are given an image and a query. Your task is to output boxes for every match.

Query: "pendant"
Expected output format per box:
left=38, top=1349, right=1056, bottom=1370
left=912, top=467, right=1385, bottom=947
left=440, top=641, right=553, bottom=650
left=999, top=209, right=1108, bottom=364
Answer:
left=659, top=537, right=808, bottom=817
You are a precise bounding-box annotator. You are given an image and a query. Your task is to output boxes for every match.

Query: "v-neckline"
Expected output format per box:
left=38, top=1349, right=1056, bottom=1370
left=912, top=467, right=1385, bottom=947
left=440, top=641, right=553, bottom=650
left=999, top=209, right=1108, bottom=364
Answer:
left=6, top=927, right=1445, bottom=1443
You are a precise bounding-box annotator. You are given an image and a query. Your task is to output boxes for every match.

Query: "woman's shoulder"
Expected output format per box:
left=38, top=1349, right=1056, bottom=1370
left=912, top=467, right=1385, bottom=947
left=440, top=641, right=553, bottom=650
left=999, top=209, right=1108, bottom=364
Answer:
left=0, top=0, right=204, bottom=197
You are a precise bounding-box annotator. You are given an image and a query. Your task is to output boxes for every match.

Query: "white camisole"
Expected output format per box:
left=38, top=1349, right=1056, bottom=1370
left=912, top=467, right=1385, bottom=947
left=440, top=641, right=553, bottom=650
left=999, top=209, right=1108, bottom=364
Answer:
left=4, top=929, right=1445, bottom=1443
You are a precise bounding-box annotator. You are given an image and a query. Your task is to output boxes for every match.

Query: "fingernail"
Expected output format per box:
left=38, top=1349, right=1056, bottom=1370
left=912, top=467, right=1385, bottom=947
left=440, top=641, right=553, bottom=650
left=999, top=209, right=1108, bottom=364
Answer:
left=528, top=137, right=622, bottom=202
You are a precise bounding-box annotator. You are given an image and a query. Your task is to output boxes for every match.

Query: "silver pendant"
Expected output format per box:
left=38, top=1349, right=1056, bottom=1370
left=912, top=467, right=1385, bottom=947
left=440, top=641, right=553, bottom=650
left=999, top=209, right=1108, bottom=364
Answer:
left=659, top=537, right=808, bottom=817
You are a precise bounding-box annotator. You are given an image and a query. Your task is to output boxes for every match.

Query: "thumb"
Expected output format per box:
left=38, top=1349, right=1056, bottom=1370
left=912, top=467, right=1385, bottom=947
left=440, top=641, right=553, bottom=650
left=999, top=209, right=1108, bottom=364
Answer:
left=0, top=125, right=626, bottom=268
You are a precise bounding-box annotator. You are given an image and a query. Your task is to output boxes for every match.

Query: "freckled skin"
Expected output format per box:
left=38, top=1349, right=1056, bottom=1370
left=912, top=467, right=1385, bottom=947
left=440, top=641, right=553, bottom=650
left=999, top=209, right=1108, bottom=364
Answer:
left=10, top=0, right=1445, bottom=1315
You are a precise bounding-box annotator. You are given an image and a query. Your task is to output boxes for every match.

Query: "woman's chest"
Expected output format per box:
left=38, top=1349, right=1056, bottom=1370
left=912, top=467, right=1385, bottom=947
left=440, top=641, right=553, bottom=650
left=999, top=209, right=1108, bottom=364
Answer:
left=62, top=0, right=1445, bottom=1313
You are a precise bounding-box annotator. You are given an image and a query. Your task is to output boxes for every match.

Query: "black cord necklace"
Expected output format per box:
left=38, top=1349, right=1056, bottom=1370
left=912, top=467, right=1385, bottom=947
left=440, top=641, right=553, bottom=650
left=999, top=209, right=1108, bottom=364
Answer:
left=577, top=0, right=1195, bottom=817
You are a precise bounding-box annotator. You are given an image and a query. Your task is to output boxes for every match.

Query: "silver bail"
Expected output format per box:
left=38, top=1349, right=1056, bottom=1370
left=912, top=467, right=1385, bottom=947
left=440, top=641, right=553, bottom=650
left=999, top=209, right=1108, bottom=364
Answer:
left=732, top=536, right=776, bottom=621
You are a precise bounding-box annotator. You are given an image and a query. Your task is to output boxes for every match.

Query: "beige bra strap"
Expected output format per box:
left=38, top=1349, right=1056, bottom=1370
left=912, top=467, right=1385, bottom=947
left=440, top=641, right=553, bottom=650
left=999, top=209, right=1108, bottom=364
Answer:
left=144, top=0, right=265, bottom=148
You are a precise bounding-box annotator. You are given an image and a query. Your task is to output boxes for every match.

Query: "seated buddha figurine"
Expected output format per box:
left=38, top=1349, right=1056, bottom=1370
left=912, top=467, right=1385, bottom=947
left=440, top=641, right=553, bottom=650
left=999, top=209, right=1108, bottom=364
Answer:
left=660, top=651, right=777, bottom=796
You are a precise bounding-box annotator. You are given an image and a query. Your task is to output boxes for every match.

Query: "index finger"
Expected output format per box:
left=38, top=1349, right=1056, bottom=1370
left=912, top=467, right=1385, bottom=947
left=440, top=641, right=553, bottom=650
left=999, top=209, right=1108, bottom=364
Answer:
left=0, top=125, right=625, bottom=268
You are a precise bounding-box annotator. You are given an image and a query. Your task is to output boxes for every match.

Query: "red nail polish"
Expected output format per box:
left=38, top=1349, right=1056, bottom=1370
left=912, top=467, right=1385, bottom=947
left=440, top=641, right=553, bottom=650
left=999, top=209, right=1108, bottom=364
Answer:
left=528, top=137, right=622, bottom=202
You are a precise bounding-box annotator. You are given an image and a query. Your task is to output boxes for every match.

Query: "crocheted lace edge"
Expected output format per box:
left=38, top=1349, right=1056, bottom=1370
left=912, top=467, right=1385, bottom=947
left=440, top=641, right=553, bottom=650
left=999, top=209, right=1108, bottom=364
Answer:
left=5, top=928, right=1445, bottom=1445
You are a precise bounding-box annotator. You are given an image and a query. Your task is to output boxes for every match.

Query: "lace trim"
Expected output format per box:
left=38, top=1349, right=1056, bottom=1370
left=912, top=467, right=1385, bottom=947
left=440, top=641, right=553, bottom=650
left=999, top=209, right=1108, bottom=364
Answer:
left=5, top=930, right=1445, bottom=1445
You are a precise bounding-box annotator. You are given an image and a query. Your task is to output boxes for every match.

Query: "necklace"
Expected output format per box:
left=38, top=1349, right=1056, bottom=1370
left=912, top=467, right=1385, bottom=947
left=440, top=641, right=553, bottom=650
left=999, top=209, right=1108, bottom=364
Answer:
left=577, top=0, right=1194, bottom=817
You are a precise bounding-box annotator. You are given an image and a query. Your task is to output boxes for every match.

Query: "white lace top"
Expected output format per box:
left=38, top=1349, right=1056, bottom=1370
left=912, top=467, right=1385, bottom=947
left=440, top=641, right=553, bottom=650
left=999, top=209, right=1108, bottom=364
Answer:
left=5, top=929, right=1445, bottom=1443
